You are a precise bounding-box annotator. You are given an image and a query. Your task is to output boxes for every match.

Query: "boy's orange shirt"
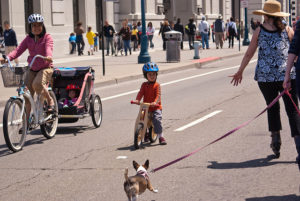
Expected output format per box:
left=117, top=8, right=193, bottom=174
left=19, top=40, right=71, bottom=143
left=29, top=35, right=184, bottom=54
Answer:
left=136, top=81, right=162, bottom=112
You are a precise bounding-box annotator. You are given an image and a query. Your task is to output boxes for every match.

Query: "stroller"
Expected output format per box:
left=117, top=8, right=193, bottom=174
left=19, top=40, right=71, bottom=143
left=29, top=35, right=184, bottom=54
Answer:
left=114, top=34, right=123, bottom=56
left=52, top=66, right=102, bottom=128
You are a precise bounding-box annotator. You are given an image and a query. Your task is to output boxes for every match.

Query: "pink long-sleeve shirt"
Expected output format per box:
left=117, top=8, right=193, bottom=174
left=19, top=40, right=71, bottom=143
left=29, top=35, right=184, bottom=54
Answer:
left=7, top=33, right=53, bottom=71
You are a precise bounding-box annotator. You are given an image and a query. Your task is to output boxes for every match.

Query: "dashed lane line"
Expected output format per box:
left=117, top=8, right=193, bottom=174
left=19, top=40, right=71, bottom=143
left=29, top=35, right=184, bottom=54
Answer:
left=174, top=110, right=223, bottom=132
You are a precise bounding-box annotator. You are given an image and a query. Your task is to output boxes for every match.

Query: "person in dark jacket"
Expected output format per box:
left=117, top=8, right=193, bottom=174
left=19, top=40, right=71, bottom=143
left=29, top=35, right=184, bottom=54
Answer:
left=159, top=20, right=171, bottom=50
left=214, top=15, right=225, bottom=49
left=3, top=21, right=18, bottom=65
left=74, top=21, right=85, bottom=56
left=174, top=18, right=184, bottom=49
left=283, top=19, right=300, bottom=171
left=185, top=18, right=196, bottom=49
left=118, top=20, right=131, bottom=56
left=103, top=20, right=115, bottom=56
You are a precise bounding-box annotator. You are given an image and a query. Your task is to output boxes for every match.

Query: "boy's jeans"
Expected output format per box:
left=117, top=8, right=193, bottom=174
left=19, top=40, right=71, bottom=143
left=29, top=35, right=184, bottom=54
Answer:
left=152, top=110, right=162, bottom=135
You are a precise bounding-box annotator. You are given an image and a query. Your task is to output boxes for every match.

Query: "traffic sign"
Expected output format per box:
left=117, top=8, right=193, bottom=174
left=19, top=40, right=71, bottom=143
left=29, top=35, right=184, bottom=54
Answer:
left=241, top=0, right=248, bottom=8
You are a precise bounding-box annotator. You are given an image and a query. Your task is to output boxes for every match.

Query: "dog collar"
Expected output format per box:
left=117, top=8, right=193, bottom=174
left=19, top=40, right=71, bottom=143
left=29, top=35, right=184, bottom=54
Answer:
left=137, top=170, right=149, bottom=180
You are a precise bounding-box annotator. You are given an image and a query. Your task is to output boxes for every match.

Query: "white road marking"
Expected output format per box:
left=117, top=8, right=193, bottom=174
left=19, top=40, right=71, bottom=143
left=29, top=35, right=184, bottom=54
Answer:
left=0, top=123, right=2, bottom=128
left=99, top=60, right=257, bottom=101
left=174, top=110, right=223, bottom=132
left=116, top=156, right=128, bottom=159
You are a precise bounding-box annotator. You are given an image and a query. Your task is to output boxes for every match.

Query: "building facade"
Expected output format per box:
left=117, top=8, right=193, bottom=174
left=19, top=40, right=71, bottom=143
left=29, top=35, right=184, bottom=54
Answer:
left=0, top=0, right=298, bottom=56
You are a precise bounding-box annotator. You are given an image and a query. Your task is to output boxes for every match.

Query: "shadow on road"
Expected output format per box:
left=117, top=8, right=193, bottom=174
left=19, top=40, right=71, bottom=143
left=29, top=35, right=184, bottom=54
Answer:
left=0, top=126, right=93, bottom=157
left=55, top=125, right=93, bottom=136
left=0, top=136, right=46, bottom=157
left=245, top=194, right=300, bottom=201
left=207, top=155, right=296, bottom=169
left=117, top=142, right=161, bottom=151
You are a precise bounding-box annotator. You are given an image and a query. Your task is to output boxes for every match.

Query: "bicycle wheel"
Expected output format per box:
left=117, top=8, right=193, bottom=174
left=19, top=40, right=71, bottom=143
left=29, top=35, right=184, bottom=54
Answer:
left=90, top=94, right=102, bottom=128
left=3, top=99, right=27, bottom=152
left=40, top=91, right=58, bottom=139
left=134, top=123, right=144, bottom=149
left=148, top=126, right=158, bottom=143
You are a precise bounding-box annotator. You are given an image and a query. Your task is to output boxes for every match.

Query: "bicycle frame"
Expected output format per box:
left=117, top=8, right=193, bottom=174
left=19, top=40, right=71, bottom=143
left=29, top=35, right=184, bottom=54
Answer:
left=6, top=55, right=52, bottom=127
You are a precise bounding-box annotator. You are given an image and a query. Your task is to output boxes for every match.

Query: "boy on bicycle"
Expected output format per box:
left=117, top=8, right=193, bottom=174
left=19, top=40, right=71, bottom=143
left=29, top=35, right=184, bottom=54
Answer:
left=134, top=62, right=167, bottom=145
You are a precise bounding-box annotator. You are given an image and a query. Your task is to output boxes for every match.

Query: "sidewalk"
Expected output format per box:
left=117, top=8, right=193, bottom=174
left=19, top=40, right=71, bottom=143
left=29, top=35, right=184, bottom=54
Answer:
left=0, top=40, right=248, bottom=107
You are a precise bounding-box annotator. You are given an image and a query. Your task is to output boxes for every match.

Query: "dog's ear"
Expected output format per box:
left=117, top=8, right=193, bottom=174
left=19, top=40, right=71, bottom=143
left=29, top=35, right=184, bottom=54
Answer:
left=133, top=160, right=139, bottom=170
left=143, top=159, right=149, bottom=170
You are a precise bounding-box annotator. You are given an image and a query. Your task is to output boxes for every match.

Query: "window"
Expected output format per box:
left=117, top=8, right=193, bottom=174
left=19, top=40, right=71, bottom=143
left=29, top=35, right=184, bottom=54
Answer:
left=24, top=0, right=34, bottom=33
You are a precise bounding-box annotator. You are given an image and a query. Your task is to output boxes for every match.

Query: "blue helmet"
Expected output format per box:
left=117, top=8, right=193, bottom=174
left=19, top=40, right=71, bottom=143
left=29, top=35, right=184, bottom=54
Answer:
left=143, top=62, right=159, bottom=78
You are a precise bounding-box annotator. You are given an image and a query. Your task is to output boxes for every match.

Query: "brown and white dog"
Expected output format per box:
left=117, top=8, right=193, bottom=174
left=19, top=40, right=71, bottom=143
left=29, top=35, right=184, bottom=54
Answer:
left=124, top=160, right=158, bottom=201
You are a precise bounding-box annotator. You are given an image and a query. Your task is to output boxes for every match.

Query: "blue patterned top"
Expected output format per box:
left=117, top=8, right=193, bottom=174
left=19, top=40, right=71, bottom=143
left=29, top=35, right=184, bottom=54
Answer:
left=255, top=25, right=296, bottom=82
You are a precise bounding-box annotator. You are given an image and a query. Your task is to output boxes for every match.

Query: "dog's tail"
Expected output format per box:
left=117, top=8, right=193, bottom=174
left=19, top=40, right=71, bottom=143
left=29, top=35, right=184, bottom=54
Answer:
left=124, top=168, right=129, bottom=181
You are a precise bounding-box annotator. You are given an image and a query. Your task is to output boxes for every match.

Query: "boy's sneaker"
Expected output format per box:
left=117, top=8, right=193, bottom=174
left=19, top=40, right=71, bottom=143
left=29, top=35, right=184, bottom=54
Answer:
left=144, top=133, right=150, bottom=142
left=159, top=137, right=167, bottom=145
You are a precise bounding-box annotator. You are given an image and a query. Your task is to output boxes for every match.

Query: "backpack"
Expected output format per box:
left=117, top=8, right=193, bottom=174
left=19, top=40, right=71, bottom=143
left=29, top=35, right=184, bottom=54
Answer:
left=228, top=23, right=235, bottom=36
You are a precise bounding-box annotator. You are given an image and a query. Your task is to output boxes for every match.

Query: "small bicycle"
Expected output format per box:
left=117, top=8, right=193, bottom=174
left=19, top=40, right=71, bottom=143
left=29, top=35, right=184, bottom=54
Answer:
left=131, top=100, right=158, bottom=149
left=0, top=55, right=58, bottom=152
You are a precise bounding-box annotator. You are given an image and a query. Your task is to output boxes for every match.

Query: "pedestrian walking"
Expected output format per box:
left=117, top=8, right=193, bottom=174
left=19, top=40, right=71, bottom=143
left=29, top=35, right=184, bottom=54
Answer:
left=227, top=17, right=237, bottom=48
left=185, top=18, right=196, bottom=50
left=3, top=21, right=18, bottom=65
left=214, top=15, right=225, bottom=49
left=283, top=18, right=300, bottom=171
left=86, top=26, right=96, bottom=55
left=159, top=20, right=171, bottom=51
left=68, top=32, right=76, bottom=54
left=103, top=20, right=115, bottom=56
left=74, top=21, right=85, bottom=56
left=0, top=26, right=5, bottom=58
left=131, top=24, right=139, bottom=51
left=94, top=33, right=99, bottom=52
left=174, top=18, right=184, bottom=50
left=118, top=20, right=131, bottom=56
left=211, top=24, right=215, bottom=43
left=198, top=16, right=210, bottom=49
left=137, top=21, right=142, bottom=49
left=230, top=0, right=300, bottom=160
left=146, top=22, right=155, bottom=48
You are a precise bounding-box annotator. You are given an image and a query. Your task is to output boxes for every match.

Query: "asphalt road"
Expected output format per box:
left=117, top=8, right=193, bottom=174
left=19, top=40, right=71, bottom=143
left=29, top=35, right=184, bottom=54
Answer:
left=0, top=56, right=299, bottom=201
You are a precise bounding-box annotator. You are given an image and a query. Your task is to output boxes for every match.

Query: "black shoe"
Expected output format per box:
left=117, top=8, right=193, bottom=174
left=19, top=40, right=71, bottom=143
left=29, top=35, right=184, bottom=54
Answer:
left=271, top=131, right=281, bottom=158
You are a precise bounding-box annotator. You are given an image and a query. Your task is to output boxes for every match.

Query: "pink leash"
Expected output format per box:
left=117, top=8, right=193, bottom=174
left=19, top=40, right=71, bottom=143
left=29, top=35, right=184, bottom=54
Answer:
left=151, top=90, right=289, bottom=173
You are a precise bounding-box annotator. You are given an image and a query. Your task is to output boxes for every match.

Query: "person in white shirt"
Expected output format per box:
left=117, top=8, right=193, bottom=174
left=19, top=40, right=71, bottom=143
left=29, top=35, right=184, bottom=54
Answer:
left=146, top=22, right=155, bottom=48
left=226, top=17, right=237, bottom=48
left=198, top=16, right=210, bottom=49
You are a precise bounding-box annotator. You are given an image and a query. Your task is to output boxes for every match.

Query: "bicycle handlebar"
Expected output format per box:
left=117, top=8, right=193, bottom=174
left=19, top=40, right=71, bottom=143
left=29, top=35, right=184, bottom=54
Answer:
left=4, top=54, right=47, bottom=69
left=130, top=100, right=160, bottom=107
left=28, top=55, right=48, bottom=68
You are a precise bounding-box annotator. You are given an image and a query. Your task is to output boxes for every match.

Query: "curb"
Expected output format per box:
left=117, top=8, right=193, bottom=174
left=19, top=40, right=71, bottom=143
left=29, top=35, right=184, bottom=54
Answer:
left=93, top=51, right=245, bottom=88
left=0, top=52, right=245, bottom=107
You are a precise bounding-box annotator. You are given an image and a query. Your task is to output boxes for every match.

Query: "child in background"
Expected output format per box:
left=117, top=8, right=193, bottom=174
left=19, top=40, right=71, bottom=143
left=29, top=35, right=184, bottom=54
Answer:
left=63, top=84, right=80, bottom=108
left=134, top=62, right=167, bottom=145
left=86, top=26, right=96, bottom=55
left=94, top=33, right=99, bottom=52
left=69, top=32, right=76, bottom=54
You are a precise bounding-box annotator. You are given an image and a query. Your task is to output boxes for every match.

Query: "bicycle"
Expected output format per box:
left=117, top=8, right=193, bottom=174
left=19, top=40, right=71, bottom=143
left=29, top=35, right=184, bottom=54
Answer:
left=1, top=55, right=58, bottom=152
left=131, top=100, right=158, bottom=149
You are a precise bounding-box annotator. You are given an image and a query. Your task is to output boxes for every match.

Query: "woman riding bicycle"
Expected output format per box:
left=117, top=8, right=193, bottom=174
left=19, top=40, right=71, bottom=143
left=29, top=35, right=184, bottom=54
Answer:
left=0, top=14, right=54, bottom=113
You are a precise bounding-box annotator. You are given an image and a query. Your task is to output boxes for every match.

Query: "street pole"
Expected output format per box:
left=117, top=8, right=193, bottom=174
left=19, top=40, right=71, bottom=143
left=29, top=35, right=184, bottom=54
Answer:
left=289, top=0, right=291, bottom=26
left=100, top=0, right=105, bottom=75
left=243, top=7, right=250, bottom=46
left=239, top=0, right=241, bottom=51
left=138, top=0, right=151, bottom=64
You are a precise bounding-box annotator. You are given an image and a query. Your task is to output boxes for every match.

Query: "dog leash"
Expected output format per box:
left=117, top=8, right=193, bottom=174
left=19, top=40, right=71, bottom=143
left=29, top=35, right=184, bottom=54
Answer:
left=151, top=90, right=288, bottom=173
